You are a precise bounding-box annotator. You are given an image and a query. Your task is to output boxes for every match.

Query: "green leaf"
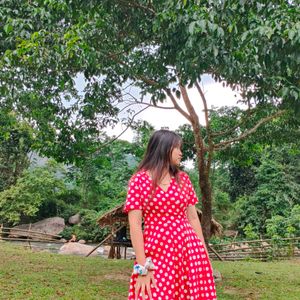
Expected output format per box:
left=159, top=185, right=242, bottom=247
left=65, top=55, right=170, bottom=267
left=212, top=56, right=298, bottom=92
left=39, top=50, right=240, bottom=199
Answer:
left=4, top=24, right=13, bottom=34
left=188, top=21, right=196, bottom=34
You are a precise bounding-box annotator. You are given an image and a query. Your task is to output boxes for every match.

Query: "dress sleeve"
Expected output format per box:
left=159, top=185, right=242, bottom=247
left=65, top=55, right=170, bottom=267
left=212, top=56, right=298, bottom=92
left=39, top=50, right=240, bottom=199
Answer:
left=123, top=174, right=143, bottom=213
left=185, top=174, right=199, bottom=206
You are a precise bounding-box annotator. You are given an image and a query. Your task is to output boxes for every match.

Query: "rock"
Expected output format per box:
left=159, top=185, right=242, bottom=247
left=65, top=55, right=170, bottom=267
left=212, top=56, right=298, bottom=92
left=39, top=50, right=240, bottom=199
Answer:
left=213, top=269, right=222, bottom=282
left=10, top=217, right=65, bottom=238
left=58, top=242, right=98, bottom=256
left=61, top=238, right=67, bottom=243
left=97, top=247, right=105, bottom=255
left=231, top=244, right=240, bottom=250
left=68, top=213, right=81, bottom=225
left=223, top=230, right=238, bottom=238
left=240, top=243, right=249, bottom=249
left=78, top=239, right=86, bottom=244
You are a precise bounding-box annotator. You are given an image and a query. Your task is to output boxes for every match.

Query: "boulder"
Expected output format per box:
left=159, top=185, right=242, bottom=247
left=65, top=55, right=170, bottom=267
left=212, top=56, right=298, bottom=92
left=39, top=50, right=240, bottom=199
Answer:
left=59, top=242, right=98, bottom=256
left=10, top=217, right=65, bottom=238
left=68, top=213, right=81, bottom=225
left=223, top=230, right=238, bottom=238
left=78, top=239, right=86, bottom=244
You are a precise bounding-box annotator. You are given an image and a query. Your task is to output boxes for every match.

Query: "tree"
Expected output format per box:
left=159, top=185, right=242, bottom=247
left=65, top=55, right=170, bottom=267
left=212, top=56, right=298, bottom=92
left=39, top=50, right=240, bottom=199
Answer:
left=233, top=146, right=300, bottom=236
left=1, top=0, right=299, bottom=241
left=130, top=120, right=155, bottom=160
left=0, top=160, right=67, bottom=225
left=0, top=110, right=34, bottom=191
left=69, top=138, right=135, bottom=211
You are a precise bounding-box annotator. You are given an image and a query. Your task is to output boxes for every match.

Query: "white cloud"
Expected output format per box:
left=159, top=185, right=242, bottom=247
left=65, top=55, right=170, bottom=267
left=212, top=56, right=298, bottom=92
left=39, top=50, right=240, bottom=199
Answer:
left=105, top=75, right=246, bottom=142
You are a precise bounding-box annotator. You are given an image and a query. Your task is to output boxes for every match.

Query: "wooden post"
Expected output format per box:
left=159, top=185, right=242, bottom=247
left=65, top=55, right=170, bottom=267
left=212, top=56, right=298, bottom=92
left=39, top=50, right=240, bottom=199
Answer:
left=116, top=245, right=121, bottom=259
left=208, top=245, right=224, bottom=261
left=0, top=224, right=3, bottom=241
left=28, top=223, right=32, bottom=250
left=85, top=224, right=125, bottom=257
left=108, top=244, right=115, bottom=259
left=124, top=246, right=127, bottom=259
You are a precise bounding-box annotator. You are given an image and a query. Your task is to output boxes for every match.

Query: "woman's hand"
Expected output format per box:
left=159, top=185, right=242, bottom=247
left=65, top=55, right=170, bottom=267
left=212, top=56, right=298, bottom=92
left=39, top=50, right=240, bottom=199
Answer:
left=135, top=270, right=157, bottom=300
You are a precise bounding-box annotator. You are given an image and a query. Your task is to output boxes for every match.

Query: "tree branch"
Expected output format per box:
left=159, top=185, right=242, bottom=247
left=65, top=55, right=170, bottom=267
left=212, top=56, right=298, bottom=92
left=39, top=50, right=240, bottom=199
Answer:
left=211, top=108, right=256, bottom=138
left=124, top=92, right=176, bottom=110
left=164, top=88, right=192, bottom=122
left=93, top=105, right=150, bottom=151
left=214, top=109, right=287, bottom=150
left=117, top=0, right=156, bottom=15
left=179, top=83, right=208, bottom=155
left=195, top=81, right=214, bottom=174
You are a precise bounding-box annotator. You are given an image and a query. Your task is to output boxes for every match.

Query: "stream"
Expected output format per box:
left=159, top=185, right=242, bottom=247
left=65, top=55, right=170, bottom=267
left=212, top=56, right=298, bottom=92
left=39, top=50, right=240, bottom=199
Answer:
left=3, top=240, right=135, bottom=259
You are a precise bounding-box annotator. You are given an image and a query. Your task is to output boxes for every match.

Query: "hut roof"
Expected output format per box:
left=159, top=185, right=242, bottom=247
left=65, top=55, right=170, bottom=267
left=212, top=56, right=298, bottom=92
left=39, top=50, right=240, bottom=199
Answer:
left=97, top=204, right=223, bottom=236
left=97, top=203, right=127, bottom=228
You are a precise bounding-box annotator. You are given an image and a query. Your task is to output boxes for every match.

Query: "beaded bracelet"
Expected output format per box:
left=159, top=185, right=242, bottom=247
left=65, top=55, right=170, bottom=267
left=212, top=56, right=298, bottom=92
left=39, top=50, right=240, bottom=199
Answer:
left=133, top=257, right=155, bottom=276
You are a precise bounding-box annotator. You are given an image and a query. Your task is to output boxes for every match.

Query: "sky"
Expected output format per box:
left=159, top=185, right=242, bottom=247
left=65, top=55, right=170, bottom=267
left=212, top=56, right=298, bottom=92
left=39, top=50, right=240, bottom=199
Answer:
left=75, top=74, right=247, bottom=143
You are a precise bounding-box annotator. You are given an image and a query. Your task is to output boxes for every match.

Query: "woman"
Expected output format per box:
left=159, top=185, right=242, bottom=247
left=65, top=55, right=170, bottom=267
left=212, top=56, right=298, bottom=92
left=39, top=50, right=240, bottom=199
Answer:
left=123, top=130, right=217, bottom=300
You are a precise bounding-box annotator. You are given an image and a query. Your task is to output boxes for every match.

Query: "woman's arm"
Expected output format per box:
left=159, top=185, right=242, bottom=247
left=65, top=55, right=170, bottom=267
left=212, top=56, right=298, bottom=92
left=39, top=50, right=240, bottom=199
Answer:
left=186, top=205, right=209, bottom=256
left=128, top=210, right=146, bottom=265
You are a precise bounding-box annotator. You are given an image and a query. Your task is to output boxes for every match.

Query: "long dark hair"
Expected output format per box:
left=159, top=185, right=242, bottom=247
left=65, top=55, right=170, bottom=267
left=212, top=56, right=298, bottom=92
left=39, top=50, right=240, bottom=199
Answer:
left=137, top=129, right=182, bottom=190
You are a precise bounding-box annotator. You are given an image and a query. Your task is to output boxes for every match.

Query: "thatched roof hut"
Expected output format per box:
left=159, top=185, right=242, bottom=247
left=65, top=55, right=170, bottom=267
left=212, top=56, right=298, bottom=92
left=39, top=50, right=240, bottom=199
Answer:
left=97, top=203, right=223, bottom=236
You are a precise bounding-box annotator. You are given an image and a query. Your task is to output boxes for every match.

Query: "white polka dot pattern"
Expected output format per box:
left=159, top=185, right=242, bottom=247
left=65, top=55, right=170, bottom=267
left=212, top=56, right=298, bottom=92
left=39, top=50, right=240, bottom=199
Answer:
left=123, top=171, right=217, bottom=300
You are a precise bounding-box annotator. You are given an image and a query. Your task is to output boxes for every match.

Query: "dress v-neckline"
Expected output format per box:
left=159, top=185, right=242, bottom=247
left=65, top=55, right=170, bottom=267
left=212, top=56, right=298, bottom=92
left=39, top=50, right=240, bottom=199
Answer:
left=143, top=171, right=174, bottom=193
left=158, top=177, right=174, bottom=193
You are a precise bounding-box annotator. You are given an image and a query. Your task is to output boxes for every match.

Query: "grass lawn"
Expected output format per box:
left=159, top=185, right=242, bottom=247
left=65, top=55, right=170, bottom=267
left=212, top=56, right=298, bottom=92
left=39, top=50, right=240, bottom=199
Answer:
left=0, top=241, right=299, bottom=300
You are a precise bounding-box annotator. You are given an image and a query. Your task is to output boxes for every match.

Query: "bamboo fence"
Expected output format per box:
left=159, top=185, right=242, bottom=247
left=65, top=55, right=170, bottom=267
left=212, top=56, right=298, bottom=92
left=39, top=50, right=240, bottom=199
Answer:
left=0, top=225, right=63, bottom=244
left=208, top=237, right=300, bottom=261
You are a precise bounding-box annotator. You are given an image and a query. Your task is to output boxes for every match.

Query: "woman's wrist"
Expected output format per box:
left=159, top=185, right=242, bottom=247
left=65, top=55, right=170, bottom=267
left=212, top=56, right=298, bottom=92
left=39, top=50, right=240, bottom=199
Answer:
left=133, top=257, right=155, bottom=276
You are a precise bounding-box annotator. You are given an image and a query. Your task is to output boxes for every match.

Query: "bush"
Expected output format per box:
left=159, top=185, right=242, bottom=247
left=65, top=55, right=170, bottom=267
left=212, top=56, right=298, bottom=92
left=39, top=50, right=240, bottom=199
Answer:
left=243, top=224, right=259, bottom=240
left=60, top=209, right=110, bottom=242
left=266, top=205, right=300, bottom=239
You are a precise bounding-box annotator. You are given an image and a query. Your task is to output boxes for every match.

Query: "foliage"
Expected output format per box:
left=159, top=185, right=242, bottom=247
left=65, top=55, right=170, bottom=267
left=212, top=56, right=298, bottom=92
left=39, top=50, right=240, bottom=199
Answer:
left=186, top=169, right=202, bottom=204
left=130, top=120, right=155, bottom=160
left=37, top=189, right=81, bottom=221
left=68, top=138, right=135, bottom=211
left=232, top=147, right=300, bottom=236
left=243, top=224, right=260, bottom=240
left=176, top=104, right=300, bottom=204
left=266, top=205, right=300, bottom=239
left=0, top=160, right=67, bottom=225
left=1, top=0, right=299, bottom=242
left=227, top=164, right=258, bottom=202
left=212, top=105, right=300, bottom=167
left=0, top=0, right=299, bottom=166
left=212, top=190, right=233, bottom=229
left=60, top=209, right=108, bottom=242
left=0, top=110, right=34, bottom=191
left=176, top=123, right=201, bottom=162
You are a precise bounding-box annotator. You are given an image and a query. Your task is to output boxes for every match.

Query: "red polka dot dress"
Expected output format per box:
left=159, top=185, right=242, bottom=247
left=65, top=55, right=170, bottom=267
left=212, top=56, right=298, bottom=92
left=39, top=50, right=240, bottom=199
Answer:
left=123, top=170, right=217, bottom=300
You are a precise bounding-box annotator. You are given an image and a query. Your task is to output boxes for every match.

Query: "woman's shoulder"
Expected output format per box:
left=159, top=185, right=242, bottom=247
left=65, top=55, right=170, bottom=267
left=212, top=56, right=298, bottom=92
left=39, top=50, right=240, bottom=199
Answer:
left=178, top=170, right=190, bottom=180
left=129, top=170, right=149, bottom=182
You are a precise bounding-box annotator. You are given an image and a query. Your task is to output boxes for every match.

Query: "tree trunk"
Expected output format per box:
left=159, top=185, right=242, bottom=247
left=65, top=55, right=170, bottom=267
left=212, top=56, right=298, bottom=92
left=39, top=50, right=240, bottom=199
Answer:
left=198, top=166, right=212, bottom=243
left=193, top=129, right=212, bottom=243
left=179, top=84, right=213, bottom=243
